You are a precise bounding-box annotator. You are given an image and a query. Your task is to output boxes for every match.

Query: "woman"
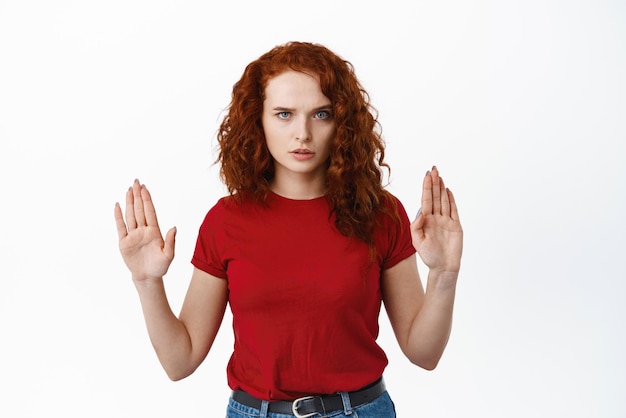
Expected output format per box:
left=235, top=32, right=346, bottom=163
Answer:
left=114, top=41, right=463, bottom=417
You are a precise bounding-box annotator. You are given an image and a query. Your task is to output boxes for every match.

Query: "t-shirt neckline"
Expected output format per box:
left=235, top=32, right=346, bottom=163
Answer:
left=268, top=190, right=327, bottom=203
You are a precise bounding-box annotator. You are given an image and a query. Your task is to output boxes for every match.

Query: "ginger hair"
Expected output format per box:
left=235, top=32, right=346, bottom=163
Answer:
left=217, top=41, right=397, bottom=246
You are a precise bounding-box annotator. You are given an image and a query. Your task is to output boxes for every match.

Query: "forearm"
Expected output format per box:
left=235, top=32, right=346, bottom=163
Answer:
left=134, top=278, right=195, bottom=380
left=405, top=270, right=458, bottom=370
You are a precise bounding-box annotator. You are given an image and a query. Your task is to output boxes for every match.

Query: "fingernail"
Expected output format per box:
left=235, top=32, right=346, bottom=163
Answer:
left=425, top=170, right=430, bottom=177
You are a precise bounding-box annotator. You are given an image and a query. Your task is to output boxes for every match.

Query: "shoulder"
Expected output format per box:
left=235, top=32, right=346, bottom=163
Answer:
left=200, top=193, right=267, bottom=228
left=200, top=195, right=237, bottom=227
left=375, top=191, right=416, bottom=268
left=204, top=194, right=251, bottom=216
left=379, top=190, right=410, bottom=222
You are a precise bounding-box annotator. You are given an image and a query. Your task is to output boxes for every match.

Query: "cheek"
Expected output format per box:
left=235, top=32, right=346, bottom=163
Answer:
left=262, top=121, right=281, bottom=145
left=317, top=133, right=335, bottom=159
left=320, top=125, right=336, bottom=147
left=263, top=125, right=287, bottom=160
left=261, top=112, right=281, bottom=136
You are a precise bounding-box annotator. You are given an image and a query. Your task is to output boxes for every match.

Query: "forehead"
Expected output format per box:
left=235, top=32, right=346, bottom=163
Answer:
left=263, top=70, right=330, bottom=105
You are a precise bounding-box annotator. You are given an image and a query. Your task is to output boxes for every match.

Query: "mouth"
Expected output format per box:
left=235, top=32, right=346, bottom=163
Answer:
left=290, top=149, right=314, bottom=155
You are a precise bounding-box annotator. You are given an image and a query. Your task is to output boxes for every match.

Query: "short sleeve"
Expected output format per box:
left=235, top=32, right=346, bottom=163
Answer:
left=191, top=199, right=229, bottom=279
left=379, top=195, right=416, bottom=270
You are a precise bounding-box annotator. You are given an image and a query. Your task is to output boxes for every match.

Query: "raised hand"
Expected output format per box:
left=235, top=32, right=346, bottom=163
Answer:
left=114, top=180, right=177, bottom=282
left=411, top=166, right=463, bottom=275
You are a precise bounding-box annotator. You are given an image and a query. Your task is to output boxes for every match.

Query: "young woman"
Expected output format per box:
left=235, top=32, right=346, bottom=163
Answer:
left=114, top=41, right=463, bottom=418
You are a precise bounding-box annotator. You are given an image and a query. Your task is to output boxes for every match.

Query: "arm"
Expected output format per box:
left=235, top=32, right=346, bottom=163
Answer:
left=114, top=180, right=228, bottom=380
left=382, top=166, right=463, bottom=370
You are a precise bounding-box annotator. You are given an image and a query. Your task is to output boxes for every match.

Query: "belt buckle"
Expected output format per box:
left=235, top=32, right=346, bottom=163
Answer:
left=292, top=395, right=317, bottom=418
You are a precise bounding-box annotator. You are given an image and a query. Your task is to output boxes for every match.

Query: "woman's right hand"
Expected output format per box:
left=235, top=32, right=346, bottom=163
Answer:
left=114, top=179, right=177, bottom=282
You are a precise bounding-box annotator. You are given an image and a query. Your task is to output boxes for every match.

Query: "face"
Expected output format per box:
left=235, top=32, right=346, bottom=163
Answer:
left=262, top=70, right=336, bottom=195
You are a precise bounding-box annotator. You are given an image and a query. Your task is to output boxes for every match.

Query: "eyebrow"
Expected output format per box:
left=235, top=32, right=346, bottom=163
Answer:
left=271, top=105, right=333, bottom=112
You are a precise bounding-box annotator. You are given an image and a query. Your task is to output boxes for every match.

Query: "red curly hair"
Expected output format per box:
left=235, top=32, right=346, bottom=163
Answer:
left=217, top=41, right=397, bottom=246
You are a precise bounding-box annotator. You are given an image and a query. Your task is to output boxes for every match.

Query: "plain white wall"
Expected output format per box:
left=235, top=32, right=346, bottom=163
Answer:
left=1, top=1, right=625, bottom=416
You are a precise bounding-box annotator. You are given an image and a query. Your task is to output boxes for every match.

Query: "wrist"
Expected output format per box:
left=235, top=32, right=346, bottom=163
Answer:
left=427, top=269, right=459, bottom=289
left=132, top=275, right=165, bottom=289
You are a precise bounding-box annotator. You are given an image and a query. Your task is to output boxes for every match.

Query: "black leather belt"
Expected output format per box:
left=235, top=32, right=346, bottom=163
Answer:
left=231, top=378, right=386, bottom=417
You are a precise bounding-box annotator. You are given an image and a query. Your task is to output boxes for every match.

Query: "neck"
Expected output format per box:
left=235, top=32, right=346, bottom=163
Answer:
left=270, top=175, right=326, bottom=200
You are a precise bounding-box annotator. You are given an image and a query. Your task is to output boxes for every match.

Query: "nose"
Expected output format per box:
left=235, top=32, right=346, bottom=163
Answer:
left=294, top=116, right=311, bottom=142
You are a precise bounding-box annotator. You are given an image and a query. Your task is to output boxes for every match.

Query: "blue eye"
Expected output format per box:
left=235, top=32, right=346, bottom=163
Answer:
left=277, top=111, right=290, bottom=119
left=315, top=110, right=331, bottom=119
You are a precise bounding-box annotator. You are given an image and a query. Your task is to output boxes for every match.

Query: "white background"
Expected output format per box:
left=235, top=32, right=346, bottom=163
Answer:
left=1, top=1, right=625, bottom=417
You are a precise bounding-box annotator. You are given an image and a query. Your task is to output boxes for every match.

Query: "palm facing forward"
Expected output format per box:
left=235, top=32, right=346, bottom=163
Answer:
left=411, top=167, right=463, bottom=275
left=114, top=180, right=177, bottom=282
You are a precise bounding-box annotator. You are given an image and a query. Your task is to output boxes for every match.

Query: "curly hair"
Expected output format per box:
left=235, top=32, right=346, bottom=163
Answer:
left=217, top=41, right=397, bottom=247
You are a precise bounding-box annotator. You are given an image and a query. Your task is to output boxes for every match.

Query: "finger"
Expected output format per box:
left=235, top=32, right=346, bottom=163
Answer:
left=431, top=167, right=441, bottom=214
left=440, top=176, right=451, bottom=217
left=163, top=226, right=177, bottom=260
left=421, top=170, right=433, bottom=215
left=410, top=213, right=425, bottom=246
left=133, top=179, right=146, bottom=227
left=411, top=211, right=425, bottom=235
left=114, top=202, right=128, bottom=240
left=431, top=166, right=442, bottom=215
left=141, top=184, right=160, bottom=228
left=448, top=188, right=460, bottom=221
left=125, top=186, right=137, bottom=229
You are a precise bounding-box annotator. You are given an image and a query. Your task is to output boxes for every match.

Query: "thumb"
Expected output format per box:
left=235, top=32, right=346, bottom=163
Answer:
left=164, top=226, right=177, bottom=259
left=412, top=208, right=425, bottom=229
left=411, top=209, right=425, bottom=242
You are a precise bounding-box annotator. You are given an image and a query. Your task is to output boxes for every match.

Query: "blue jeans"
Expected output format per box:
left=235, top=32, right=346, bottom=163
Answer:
left=226, top=390, right=396, bottom=418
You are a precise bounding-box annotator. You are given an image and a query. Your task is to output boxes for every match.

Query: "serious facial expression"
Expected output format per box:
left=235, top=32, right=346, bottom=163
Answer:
left=262, top=70, right=336, bottom=189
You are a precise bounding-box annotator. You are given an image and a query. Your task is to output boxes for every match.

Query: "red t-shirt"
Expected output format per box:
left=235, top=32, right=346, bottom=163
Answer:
left=191, top=191, right=415, bottom=400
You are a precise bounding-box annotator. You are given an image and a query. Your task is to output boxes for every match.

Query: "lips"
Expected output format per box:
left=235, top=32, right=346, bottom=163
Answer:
left=290, top=148, right=314, bottom=155
left=290, top=148, right=316, bottom=161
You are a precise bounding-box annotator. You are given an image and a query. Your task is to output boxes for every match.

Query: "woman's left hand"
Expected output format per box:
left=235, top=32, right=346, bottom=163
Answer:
left=411, top=166, right=463, bottom=275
